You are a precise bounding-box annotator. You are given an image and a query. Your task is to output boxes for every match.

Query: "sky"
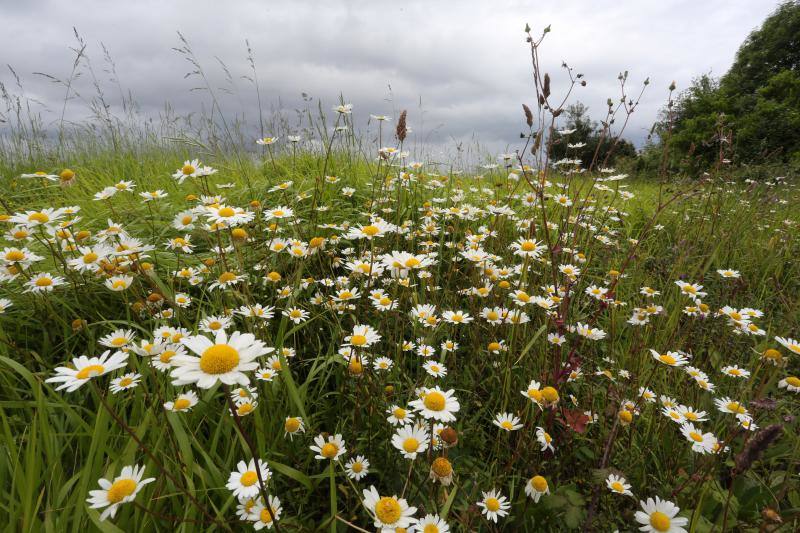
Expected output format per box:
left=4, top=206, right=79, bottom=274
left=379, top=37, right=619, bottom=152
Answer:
left=0, top=0, right=783, bottom=157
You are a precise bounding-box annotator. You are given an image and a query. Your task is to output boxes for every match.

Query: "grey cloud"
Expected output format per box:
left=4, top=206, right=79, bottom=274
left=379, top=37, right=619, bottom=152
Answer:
left=0, top=0, right=781, bottom=158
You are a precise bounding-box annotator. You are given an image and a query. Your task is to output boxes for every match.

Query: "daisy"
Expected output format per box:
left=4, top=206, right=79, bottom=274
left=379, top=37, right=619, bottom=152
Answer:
left=778, top=375, right=800, bottom=392
left=264, top=206, right=294, bottom=220
left=46, top=351, right=128, bottom=392
left=525, top=475, right=550, bottom=502
left=650, top=349, right=688, bottom=367
left=413, top=514, right=450, bottom=533
left=775, top=336, right=800, bottom=355
left=226, top=458, right=271, bottom=499
left=310, top=433, right=346, bottom=461
left=171, top=330, right=269, bottom=388
left=248, top=495, right=282, bottom=530
left=634, top=496, right=688, bottom=533
left=345, top=455, right=370, bottom=480
left=392, top=424, right=429, bottom=459
left=373, top=357, right=393, bottom=371
left=86, top=464, right=154, bottom=521
left=387, top=405, right=414, bottom=426
left=721, top=365, right=750, bottom=379
left=199, top=315, right=232, bottom=334
left=536, top=426, right=555, bottom=452
left=362, top=485, right=417, bottom=532
left=410, top=387, right=460, bottom=422
left=717, top=269, right=740, bottom=278
left=429, top=456, right=454, bottom=485
left=714, top=397, right=749, bottom=418
left=208, top=271, right=244, bottom=291
left=283, top=307, right=309, bottom=324
left=679, top=423, right=717, bottom=454
left=511, top=237, right=545, bottom=258
left=606, top=474, right=634, bottom=496
left=477, top=489, right=510, bottom=522
left=345, top=324, right=381, bottom=348
left=441, top=310, right=473, bottom=324
left=105, top=275, right=133, bottom=292
left=493, top=412, right=523, bottom=431
left=25, top=273, right=65, bottom=293
left=283, top=416, right=305, bottom=439
left=423, top=360, right=447, bottom=378
left=109, top=373, right=141, bottom=394
left=151, top=345, right=186, bottom=372
left=164, top=390, right=199, bottom=412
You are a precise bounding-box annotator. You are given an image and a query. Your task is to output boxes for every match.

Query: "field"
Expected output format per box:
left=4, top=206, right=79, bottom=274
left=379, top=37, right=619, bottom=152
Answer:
left=0, top=21, right=798, bottom=532
left=0, top=132, right=798, bottom=533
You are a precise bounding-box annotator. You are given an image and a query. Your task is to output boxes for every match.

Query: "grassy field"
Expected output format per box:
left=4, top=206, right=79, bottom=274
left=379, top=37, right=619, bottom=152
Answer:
left=0, top=136, right=798, bottom=533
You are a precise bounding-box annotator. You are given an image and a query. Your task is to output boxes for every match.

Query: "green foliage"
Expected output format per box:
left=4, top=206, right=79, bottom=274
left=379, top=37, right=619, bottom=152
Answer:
left=656, top=1, right=800, bottom=173
left=549, top=103, right=636, bottom=169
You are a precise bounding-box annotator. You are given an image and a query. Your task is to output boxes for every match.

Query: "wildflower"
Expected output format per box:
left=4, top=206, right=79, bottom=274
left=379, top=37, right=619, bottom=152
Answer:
left=650, top=349, right=688, bottom=367
left=429, top=457, right=454, bottom=486
left=345, top=455, right=370, bottom=480
left=310, top=433, right=346, bottom=461
left=775, top=336, right=800, bottom=355
left=634, top=496, right=688, bottom=533
left=606, top=474, right=633, bottom=496
left=680, top=423, right=718, bottom=454
left=109, top=372, right=141, bottom=394
left=493, top=412, right=523, bottom=431
left=423, top=360, right=447, bottom=378
left=248, top=495, right=282, bottom=530
left=25, top=272, right=65, bottom=293
left=283, top=307, right=309, bottom=324
left=226, top=459, right=271, bottom=499
left=525, top=475, right=550, bottom=502
left=387, top=405, right=414, bottom=426
left=345, top=324, right=381, bottom=348
left=477, top=489, right=510, bottom=522
left=414, top=514, right=450, bottom=533
left=46, top=351, right=128, bottom=392
left=778, top=375, right=800, bottom=392
left=87, top=464, right=154, bottom=521
left=362, top=485, right=417, bottom=532
left=410, top=387, right=460, bottom=422
left=105, top=275, right=133, bottom=292
left=536, top=426, right=555, bottom=452
left=392, top=424, right=429, bottom=459
left=283, top=417, right=305, bottom=439
left=164, top=391, right=199, bottom=412
left=171, top=330, right=270, bottom=388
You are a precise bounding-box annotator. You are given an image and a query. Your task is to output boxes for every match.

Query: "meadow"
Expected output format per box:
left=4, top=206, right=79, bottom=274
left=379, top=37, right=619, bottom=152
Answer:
left=1, top=28, right=799, bottom=533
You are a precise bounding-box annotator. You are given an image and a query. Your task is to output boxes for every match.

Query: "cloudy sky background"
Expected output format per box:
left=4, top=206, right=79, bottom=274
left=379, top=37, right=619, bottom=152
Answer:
left=0, top=0, right=782, bottom=158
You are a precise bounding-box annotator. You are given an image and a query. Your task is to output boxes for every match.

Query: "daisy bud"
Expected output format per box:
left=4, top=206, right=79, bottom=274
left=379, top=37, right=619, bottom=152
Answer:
left=618, top=409, right=633, bottom=426
left=71, top=318, right=87, bottom=332
left=75, top=230, right=91, bottom=241
left=231, top=228, right=248, bottom=240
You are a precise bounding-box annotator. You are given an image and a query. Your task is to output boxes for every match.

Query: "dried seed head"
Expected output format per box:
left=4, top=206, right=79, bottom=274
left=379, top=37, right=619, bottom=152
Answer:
left=396, top=110, right=407, bottom=142
left=734, top=424, right=783, bottom=475
left=543, top=73, right=551, bottom=99
left=522, top=104, right=533, bottom=127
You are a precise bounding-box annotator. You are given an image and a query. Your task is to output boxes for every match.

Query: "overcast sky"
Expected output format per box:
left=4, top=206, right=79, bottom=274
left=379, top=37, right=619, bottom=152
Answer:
left=0, top=0, right=783, bottom=157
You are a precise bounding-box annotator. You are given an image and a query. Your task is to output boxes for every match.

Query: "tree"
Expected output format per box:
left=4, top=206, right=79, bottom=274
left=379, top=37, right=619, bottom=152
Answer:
left=549, top=103, right=636, bottom=169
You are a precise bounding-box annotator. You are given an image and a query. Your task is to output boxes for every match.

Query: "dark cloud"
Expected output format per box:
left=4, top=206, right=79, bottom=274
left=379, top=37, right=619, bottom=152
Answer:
left=0, top=0, right=780, bottom=157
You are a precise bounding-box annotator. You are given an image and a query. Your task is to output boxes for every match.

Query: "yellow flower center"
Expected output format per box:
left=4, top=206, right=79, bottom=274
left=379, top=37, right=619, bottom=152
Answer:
left=542, top=386, right=559, bottom=402
left=649, top=511, right=671, bottom=532
left=240, top=471, right=258, bottom=487
left=500, top=421, right=514, bottom=430
left=5, top=250, right=25, bottom=262
left=218, top=272, right=237, bottom=283
left=485, top=497, right=500, bottom=512
left=106, top=478, right=138, bottom=504
left=375, top=496, right=401, bottom=524
left=76, top=364, right=105, bottom=380
left=29, top=212, right=49, bottom=223
left=182, top=164, right=195, bottom=175
left=321, top=442, right=339, bottom=459
left=431, top=457, right=452, bottom=476
left=237, top=403, right=254, bottom=415
left=659, top=354, right=676, bottom=365
left=35, top=277, right=53, bottom=287
left=217, top=207, right=235, bottom=218
left=402, top=437, right=420, bottom=453
left=362, top=225, right=380, bottom=236
left=531, top=475, right=548, bottom=492
left=785, top=376, right=800, bottom=387
left=112, top=280, right=127, bottom=289
left=259, top=508, right=274, bottom=524
left=284, top=418, right=301, bottom=433
left=611, top=481, right=624, bottom=492
left=727, top=402, right=745, bottom=414
left=393, top=408, right=407, bottom=419
left=423, top=525, right=439, bottom=533
left=521, top=241, right=536, bottom=252
left=118, top=377, right=133, bottom=387
left=199, top=344, right=239, bottom=374
left=350, top=334, right=367, bottom=346
left=399, top=258, right=420, bottom=270
left=423, top=391, right=446, bottom=411
left=488, top=342, right=501, bottom=351
left=690, top=431, right=704, bottom=442
left=173, top=398, right=191, bottom=410
left=159, top=350, right=176, bottom=364
left=83, top=252, right=98, bottom=263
